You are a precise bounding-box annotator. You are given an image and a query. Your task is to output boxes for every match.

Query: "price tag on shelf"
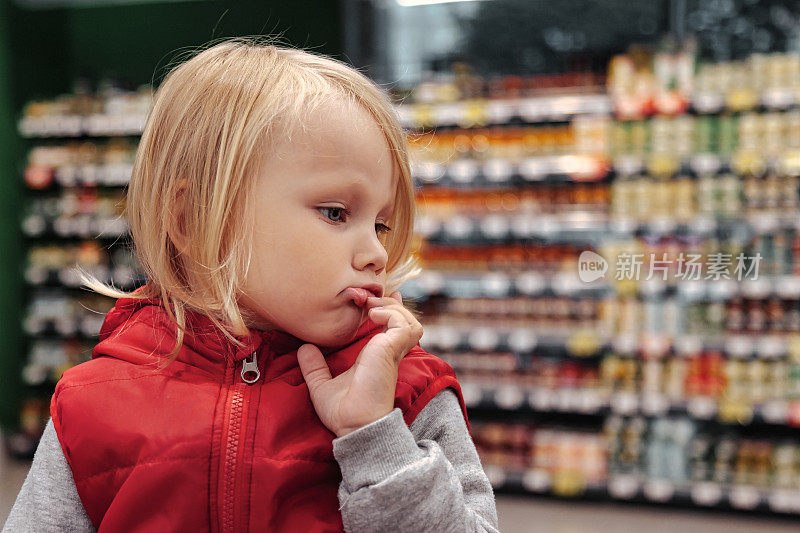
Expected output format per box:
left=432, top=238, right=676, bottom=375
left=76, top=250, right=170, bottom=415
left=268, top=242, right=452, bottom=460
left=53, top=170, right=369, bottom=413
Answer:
left=530, top=388, right=555, bottom=411
left=610, top=392, right=638, bottom=415
left=104, top=162, right=133, bottom=186
left=53, top=215, right=72, bottom=236
left=521, top=469, right=550, bottom=493
left=510, top=212, right=534, bottom=239
left=640, top=334, right=670, bottom=358
left=24, top=266, right=47, bottom=285
left=768, top=489, right=794, bottom=513
left=675, top=335, right=702, bottom=355
left=436, top=326, right=462, bottom=351
left=518, top=157, right=549, bottom=181
left=691, top=482, right=723, bottom=506
left=644, top=479, right=674, bottom=502
left=725, top=335, right=754, bottom=359
left=480, top=272, right=511, bottom=297
left=419, top=270, right=444, bottom=295
left=729, top=485, right=760, bottom=510
left=468, top=327, right=499, bottom=351
left=461, top=382, right=483, bottom=408
left=576, top=389, right=604, bottom=413
left=494, top=385, right=524, bottom=410
left=21, top=214, right=46, bottom=236
left=414, top=214, right=441, bottom=239
left=707, top=279, right=736, bottom=300
left=57, top=267, right=78, bottom=287
left=483, top=158, right=514, bottom=183
left=761, top=400, right=788, bottom=424
left=608, top=474, right=640, bottom=500
left=80, top=314, right=104, bottom=337
left=693, top=92, right=725, bottom=113
left=22, top=364, right=47, bottom=386
left=641, top=393, right=669, bottom=416
left=414, top=161, right=445, bottom=183
left=515, top=271, right=545, bottom=296
left=687, top=397, right=717, bottom=419
left=761, top=87, right=796, bottom=109
left=519, top=98, right=547, bottom=122
left=54, top=318, right=77, bottom=336
left=479, top=214, right=510, bottom=240
left=78, top=164, right=98, bottom=186
left=758, top=335, right=785, bottom=359
left=689, top=153, right=722, bottom=175
left=507, top=328, right=537, bottom=353
left=443, top=215, right=474, bottom=239
left=612, top=334, right=638, bottom=355
left=556, top=388, right=578, bottom=412
left=740, top=278, right=772, bottom=299
left=486, top=99, right=515, bottom=124
left=648, top=217, right=676, bottom=235
left=448, top=159, right=478, bottom=184
left=777, top=275, right=800, bottom=299
left=484, top=465, right=507, bottom=488
left=613, top=155, right=645, bottom=176
left=437, top=103, right=461, bottom=126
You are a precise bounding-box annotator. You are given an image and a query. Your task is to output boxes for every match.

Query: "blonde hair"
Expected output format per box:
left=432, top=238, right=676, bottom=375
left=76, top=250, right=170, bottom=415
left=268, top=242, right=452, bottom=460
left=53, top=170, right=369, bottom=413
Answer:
left=79, top=36, right=422, bottom=366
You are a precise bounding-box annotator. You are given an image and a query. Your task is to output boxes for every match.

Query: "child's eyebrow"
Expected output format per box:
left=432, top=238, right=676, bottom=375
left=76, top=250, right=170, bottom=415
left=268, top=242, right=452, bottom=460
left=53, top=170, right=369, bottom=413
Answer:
left=321, top=181, right=395, bottom=214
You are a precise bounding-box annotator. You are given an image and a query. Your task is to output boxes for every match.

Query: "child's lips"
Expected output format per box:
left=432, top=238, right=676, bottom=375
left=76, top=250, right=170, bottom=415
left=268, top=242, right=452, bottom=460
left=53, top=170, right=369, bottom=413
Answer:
left=342, top=287, right=374, bottom=307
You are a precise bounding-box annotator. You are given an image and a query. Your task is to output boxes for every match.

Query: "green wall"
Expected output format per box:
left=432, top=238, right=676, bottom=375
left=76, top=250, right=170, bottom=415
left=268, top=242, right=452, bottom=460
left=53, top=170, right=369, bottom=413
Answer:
left=0, top=0, right=342, bottom=432
left=0, top=0, right=25, bottom=434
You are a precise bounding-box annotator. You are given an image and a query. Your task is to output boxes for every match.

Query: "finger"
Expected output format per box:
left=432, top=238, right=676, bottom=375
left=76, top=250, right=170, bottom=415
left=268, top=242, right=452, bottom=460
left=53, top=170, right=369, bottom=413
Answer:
left=368, top=305, right=412, bottom=328
left=369, top=304, right=414, bottom=328
left=296, top=344, right=332, bottom=395
left=368, top=308, right=422, bottom=359
left=369, top=300, right=419, bottom=328
left=390, top=291, right=402, bottom=304
left=366, top=295, right=405, bottom=308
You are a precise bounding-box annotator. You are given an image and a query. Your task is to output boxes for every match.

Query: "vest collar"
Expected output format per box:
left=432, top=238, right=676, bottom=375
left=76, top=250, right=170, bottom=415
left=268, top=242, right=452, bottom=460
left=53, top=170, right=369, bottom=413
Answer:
left=91, top=290, right=381, bottom=376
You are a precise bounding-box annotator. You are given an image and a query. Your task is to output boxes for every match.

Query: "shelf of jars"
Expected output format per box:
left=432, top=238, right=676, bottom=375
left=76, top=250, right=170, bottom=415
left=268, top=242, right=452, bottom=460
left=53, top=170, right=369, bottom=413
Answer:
left=17, top=86, right=151, bottom=138
left=473, top=413, right=800, bottom=515
left=5, top=83, right=148, bottom=459
left=400, top=46, right=800, bottom=518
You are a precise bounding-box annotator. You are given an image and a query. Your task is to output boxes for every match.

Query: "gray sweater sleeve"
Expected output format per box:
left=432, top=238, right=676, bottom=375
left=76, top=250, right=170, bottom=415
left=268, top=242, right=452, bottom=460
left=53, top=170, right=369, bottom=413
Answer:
left=332, top=387, right=499, bottom=533
left=2, top=419, right=95, bottom=533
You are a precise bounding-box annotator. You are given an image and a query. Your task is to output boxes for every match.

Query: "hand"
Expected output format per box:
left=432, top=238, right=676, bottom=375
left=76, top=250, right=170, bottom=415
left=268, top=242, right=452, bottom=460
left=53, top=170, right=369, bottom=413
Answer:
left=296, top=291, right=423, bottom=437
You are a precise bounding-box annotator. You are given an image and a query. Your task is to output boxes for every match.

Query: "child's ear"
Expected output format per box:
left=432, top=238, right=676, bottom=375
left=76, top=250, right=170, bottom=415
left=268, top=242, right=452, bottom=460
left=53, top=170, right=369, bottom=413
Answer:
left=167, top=178, right=191, bottom=255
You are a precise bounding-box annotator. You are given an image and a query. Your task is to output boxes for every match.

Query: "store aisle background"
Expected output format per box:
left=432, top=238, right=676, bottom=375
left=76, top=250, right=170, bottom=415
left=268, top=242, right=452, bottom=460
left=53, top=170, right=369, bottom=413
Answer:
left=3, top=444, right=800, bottom=533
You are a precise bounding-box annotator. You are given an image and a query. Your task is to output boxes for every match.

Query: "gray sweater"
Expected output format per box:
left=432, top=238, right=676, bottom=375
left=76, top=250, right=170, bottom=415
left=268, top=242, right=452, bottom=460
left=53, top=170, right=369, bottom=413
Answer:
left=3, top=388, right=498, bottom=532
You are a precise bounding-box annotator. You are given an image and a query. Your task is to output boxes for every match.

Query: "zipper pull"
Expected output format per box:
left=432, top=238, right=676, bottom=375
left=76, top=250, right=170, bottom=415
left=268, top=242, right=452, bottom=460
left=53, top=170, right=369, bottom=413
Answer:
left=241, top=351, right=260, bottom=384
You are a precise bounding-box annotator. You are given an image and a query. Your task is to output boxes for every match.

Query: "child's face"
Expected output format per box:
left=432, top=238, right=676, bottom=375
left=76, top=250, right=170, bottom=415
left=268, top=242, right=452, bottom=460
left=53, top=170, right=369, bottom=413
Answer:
left=238, top=99, right=398, bottom=348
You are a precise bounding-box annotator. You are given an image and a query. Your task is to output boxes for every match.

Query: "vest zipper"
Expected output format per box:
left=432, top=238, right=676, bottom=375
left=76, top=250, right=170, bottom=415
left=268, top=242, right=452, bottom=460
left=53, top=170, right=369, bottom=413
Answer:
left=241, top=351, right=260, bottom=384
left=219, top=351, right=262, bottom=532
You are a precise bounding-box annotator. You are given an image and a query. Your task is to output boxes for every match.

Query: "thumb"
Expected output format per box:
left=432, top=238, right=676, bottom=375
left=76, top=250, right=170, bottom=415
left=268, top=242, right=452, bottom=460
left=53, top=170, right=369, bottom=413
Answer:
left=296, top=344, right=332, bottom=395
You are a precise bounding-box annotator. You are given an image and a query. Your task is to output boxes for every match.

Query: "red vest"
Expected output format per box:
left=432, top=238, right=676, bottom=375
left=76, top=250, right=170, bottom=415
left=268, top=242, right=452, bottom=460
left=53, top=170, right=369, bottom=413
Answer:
left=50, top=294, right=468, bottom=532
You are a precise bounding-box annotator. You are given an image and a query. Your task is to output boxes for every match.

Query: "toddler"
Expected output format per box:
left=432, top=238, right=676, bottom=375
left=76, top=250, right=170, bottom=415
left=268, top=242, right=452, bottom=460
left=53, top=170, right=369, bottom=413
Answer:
left=4, top=37, right=499, bottom=532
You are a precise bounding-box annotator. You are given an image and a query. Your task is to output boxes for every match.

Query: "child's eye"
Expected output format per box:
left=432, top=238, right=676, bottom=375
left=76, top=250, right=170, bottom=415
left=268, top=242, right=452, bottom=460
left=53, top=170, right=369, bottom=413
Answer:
left=319, top=207, right=392, bottom=236
left=319, top=206, right=348, bottom=223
